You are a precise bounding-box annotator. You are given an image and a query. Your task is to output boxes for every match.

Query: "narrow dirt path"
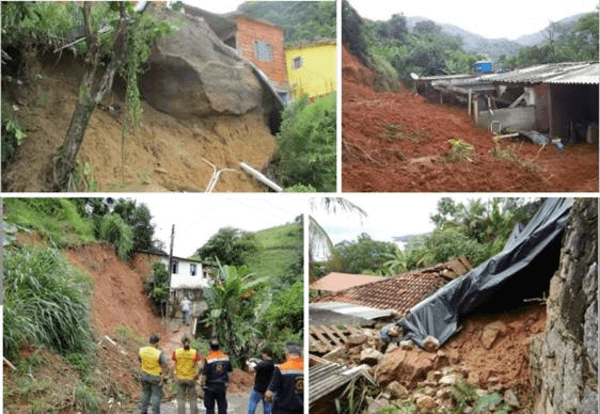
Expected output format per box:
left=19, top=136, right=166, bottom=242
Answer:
left=159, top=320, right=253, bottom=413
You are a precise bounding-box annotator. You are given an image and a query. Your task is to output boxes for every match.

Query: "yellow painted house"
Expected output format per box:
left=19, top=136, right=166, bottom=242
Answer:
left=285, top=39, right=336, bottom=99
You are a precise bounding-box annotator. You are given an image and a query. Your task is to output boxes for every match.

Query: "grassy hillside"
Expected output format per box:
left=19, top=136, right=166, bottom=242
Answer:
left=246, top=221, right=303, bottom=287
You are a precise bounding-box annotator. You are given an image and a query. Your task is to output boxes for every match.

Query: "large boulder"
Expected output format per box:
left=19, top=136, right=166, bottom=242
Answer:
left=139, top=6, right=280, bottom=127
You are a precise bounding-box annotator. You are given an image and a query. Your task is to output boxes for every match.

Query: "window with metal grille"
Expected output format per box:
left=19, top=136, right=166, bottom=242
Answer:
left=255, top=40, right=273, bottom=61
left=292, top=56, right=303, bottom=70
left=190, top=263, right=197, bottom=276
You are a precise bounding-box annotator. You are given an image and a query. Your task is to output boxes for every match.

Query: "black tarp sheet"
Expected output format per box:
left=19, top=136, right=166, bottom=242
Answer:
left=381, top=198, right=572, bottom=348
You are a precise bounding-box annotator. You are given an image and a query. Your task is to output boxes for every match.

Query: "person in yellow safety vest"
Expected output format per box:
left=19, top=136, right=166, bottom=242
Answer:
left=172, top=336, right=202, bottom=414
left=139, top=334, right=169, bottom=414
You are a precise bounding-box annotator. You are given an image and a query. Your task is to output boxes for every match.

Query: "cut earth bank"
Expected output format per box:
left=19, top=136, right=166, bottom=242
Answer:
left=3, top=242, right=255, bottom=413
left=3, top=6, right=280, bottom=192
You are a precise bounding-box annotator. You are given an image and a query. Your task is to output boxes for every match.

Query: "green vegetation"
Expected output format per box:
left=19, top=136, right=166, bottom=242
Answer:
left=322, top=198, right=542, bottom=278
left=239, top=1, right=336, bottom=45
left=275, top=94, right=336, bottom=192
left=498, top=12, right=599, bottom=69
left=1, top=2, right=180, bottom=190
left=4, top=247, right=93, bottom=361
left=194, top=227, right=259, bottom=267
left=444, top=139, right=475, bottom=163
left=246, top=220, right=303, bottom=290
left=144, top=261, right=170, bottom=317
left=197, top=221, right=303, bottom=364
left=99, top=213, right=133, bottom=260
left=342, top=0, right=486, bottom=88
left=336, top=233, right=398, bottom=275
left=3, top=197, right=158, bottom=254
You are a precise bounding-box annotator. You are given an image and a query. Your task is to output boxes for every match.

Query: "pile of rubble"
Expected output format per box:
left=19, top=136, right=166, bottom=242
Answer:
left=310, top=303, right=546, bottom=413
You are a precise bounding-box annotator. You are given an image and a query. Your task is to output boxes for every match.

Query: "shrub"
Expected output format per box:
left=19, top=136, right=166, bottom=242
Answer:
left=276, top=94, right=336, bottom=192
left=4, top=247, right=93, bottom=360
left=99, top=213, right=133, bottom=260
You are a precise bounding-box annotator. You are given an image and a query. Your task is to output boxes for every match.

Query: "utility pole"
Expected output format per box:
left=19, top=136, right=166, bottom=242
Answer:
left=168, top=224, right=175, bottom=320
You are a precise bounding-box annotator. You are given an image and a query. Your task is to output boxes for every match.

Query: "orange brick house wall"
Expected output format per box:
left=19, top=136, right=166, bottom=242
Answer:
left=235, top=16, right=289, bottom=88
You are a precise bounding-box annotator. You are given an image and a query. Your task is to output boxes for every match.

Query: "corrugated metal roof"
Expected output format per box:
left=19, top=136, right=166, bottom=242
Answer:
left=483, top=62, right=599, bottom=85
left=310, top=302, right=393, bottom=320
left=309, top=362, right=375, bottom=405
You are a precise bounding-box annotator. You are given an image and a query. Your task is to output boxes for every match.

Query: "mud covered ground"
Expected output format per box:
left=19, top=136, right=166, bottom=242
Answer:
left=2, top=53, right=276, bottom=192
left=342, top=47, right=599, bottom=192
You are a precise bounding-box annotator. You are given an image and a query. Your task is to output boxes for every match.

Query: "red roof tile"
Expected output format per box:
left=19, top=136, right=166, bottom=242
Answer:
left=313, top=271, right=448, bottom=317
left=310, top=273, right=385, bottom=292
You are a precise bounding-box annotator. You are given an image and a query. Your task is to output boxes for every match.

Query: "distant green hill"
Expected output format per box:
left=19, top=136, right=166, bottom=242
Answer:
left=245, top=221, right=303, bottom=287
left=238, top=1, right=336, bottom=45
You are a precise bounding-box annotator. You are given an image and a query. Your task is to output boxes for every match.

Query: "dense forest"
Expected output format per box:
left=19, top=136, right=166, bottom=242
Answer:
left=239, top=1, right=336, bottom=45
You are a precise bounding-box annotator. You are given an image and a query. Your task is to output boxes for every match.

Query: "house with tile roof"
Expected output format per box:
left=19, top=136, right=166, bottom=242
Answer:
left=311, top=257, right=472, bottom=320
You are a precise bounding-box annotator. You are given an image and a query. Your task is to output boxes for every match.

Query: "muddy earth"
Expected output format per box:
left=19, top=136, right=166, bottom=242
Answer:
left=342, top=46, right=599, bottom=192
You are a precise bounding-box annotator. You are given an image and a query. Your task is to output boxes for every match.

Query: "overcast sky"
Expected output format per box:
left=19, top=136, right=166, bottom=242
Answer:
left=133, top=194, right=305, bottom=258
left=349, top=0, right=597, bottom=40
left=310, top=194, right=506, bottom=246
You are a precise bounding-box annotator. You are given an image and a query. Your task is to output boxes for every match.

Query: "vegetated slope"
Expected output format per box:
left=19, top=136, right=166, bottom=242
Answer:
left=342, top=46, right=599, bottom=192
left=2, top=53, right=275, bottom=192
left=246, top=222, right=303, bottom=281
left=405, top=13, right=589, bottom=56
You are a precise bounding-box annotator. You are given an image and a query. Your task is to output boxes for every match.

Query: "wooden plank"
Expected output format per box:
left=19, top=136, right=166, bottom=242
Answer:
left=320, top=325, right=344, bottom=347
left=311, top=326, right=334, bottom=351
left=346, top=325, right=361, bottom=335
left=329, top=325, right=349, bottom=344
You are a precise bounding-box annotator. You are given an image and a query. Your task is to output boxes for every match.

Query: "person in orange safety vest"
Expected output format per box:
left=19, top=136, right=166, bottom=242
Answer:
left=265, top=342, right=303, bottom=414
left=199, top=339, right=233, bottom=414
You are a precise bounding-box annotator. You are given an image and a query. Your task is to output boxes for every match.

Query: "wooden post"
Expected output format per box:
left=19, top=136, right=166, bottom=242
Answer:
left=474, top=95, right=479, bottom=124
left=548, top=84, right=554, bottom=137
left=168, top=224, right=175, bottom=319
left=468, top=90, right=472, bottom=116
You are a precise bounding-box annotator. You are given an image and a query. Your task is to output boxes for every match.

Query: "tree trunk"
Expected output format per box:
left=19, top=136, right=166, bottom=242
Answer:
left=50, top=3, right=131, bottom=191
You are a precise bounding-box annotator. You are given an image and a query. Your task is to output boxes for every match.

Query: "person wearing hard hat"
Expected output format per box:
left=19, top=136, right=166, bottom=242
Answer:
left=265, top=342, right=303, bottom=414
left=172, top=336, right=202, bottom=414
left=199, top=339, right=232, bottom=414
left=139, top=334, right=169, bottom=414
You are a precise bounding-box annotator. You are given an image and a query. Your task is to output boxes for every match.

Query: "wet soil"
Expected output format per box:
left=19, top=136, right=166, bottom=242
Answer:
left=342, top=47, right=599, bottom=192
left=2, top=53, right=276, bottom=192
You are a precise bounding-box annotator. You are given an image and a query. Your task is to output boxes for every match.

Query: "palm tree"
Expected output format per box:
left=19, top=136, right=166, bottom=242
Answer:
left=202, top=260, right=269, bottom=365
left=308, top=197, right=367, bottom=282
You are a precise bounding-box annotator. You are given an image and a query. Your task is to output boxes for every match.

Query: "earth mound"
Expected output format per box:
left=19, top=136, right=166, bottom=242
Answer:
left=342, top=49, right=599, bottom=192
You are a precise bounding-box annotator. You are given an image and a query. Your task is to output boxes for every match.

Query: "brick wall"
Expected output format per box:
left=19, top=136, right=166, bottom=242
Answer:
left=236, top=17, right=289, bottom=86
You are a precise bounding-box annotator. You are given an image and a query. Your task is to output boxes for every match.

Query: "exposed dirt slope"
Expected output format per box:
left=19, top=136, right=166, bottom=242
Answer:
left=342, top=47, right=599, bottom=192
left=64, top=245, right=168, bottom=339
left=2, top=53, right=276, bottom=192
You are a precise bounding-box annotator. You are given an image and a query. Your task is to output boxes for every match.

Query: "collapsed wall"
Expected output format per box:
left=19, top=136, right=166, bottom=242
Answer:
left=530, top=198, right=598, bottom=414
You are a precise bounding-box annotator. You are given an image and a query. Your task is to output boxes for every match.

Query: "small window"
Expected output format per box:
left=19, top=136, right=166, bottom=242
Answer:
left=255, top=40, right=273, bottom=61
left=190, top=263, right=197, bottom=276
left=292, top=56, right=303, bottom=70
left=171, top=260, right=178, bottom=275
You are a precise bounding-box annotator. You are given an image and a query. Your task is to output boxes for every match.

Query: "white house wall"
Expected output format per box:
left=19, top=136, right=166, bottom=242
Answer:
left=159, top=257, right=210, bottom=289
